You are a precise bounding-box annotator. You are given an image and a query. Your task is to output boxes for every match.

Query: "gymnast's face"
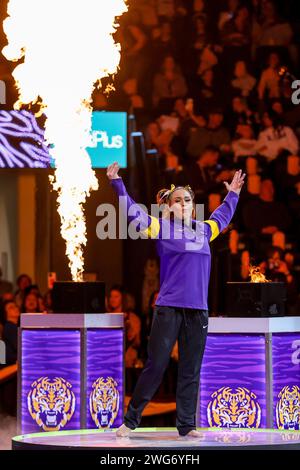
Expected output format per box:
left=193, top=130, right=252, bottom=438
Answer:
left=168, top=189, right=194, bottom=222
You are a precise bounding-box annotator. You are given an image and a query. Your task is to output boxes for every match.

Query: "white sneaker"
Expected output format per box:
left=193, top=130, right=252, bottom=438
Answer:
left=116, top=423, right=133, bottom=437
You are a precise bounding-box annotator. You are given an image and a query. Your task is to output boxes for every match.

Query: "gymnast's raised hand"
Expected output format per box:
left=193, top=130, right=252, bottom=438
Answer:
left=223, top=169, right=246, bottom=195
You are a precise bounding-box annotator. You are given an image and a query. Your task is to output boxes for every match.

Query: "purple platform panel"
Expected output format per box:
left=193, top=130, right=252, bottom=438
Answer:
left=200, top=334, right=266, bottom=428
left=272, top=333, right=300, bottom=430
left=21, top=329, right=81, bottom=433
left=86, top=328, right=124, bottom=429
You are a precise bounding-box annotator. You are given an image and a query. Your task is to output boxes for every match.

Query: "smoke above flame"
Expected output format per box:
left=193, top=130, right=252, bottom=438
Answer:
left=2, top=0, right=127, bottom=280
left=249, top=265, right=270, bottom=283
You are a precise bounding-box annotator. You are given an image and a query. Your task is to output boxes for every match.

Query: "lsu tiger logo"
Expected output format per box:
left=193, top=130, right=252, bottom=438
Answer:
left=27, top=377, right=76, bottom=431
left=89, top=376, right=119, bottom=428
left=276, top=385, right=300, bottom=430
left=207, top=386, right=261, bottom=428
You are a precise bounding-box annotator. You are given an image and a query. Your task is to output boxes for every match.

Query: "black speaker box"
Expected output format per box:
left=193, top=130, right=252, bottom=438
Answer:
left=226, top=282, right=286, bottom=317
left=52, top=281, right=106, bottom=313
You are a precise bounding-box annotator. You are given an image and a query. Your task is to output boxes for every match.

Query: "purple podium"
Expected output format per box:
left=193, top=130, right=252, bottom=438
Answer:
left=18, top=313, right=124, bottom=435
left=198, top=317, right=300, bottom=430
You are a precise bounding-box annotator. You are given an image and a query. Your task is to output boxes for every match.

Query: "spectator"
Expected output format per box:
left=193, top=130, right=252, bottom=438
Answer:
left=152, top=55, right=188, bottom=111
left=21, top=291, right=42, bottom=314
left=106, top=285, right=124, bottom=314
left=173, top=98, right=206, bottom=146
left=193, top=67, right=220, bottom=114
left=14, top=274, right=32, bottom=309
left=255, top=1, right=293, bottom=47
left=123, top=292, right=142, bottom=367
left=107, top=285, right=141, bottom=367
left=2, top=300, right=20, bottom=364
left=187, top=109, right=231, bottom=158
left=257, top=109, right=299, bottom=161
left=122, top=78, right=145, bottom=113
left=43, top=289, right=53, bottom=313
left=151, top=21, right=178, bottom=66
left=228, top=96, right=256, bottom=136
left=187, top=145, right=231, bottom=204
left=232, top=123, right=258, bottom=161
left=162, top=152, right=189, bottom=187
left=231, top=60, right=256, bottom=97
left=220, top=5, right=252, bottom=47
left=259, top=246, right=299, bottom=315
left=218, top=0, right=240, bottom=31
left=117, top=9, right=148, bottom=82
left=257, top=52, right=281, bottom=100
left=145, top=120, right=174, bottom=156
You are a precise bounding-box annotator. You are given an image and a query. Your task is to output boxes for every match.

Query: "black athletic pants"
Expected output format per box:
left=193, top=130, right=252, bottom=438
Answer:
left=124, top=305, right=208, bottom=436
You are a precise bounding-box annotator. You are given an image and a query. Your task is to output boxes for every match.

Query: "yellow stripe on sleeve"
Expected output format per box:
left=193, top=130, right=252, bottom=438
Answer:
left=204, top=219, right=219, bottom=242
left=141, top=216, right=160, bottom=239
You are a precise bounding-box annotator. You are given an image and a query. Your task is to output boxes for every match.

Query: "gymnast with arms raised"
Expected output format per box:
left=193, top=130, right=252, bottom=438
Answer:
left=107, top=161, right=245, bottom=438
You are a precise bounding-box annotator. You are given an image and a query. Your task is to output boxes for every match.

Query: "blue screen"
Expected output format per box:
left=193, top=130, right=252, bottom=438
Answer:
left=0, top=110, right=127, bottom=169
left=87, top=111, right=127, bottom=168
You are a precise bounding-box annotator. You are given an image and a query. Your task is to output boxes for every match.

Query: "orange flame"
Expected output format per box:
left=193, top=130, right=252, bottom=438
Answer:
left=249, top=265, right=271, bottom=283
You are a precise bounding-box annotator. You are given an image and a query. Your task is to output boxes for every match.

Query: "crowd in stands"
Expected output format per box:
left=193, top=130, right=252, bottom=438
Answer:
left=1, top=1, right=300, bottom=405
left=103, top=0, right=300, bottom=317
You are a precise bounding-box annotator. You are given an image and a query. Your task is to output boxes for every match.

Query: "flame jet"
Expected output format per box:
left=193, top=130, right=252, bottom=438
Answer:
left=2, top=0, right=127, bottom=280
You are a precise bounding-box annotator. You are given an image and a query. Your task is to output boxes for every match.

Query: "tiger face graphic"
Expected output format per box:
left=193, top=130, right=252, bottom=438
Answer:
left=89, top=376, right=119, bottom=428
left=207, top=386, right=261, bottom=428
left=27, top=377, right=76, bottom=431
left=276, top=385, right=300, bottom=430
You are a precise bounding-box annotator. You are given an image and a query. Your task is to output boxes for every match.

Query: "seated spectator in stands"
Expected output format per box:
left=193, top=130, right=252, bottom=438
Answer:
left=196, top=44, right=219, bottom=77
left=135, top=0, right=158, bottom=30
left=187, top=109, right=231, bottom=159
left=145, top=120, right=174, bottom=156
left=257, top=109, right=299, bottom=161
left=193, top=67, right=220, bottom=114
left=121, top=78, right=145, bottom=113
left=156, top=0, right=175, bottom=19
left=117, top=9, right=148, bottom=82
left=106, top=285, right=124, bottom=314
left=0, top=268, right=13, bottom=297
left=14, top=274, right=32, bottom=309
left=152, top=55, right=188, bottom=112
left=231, top=60, right=256, bottom=97
left=107, top=285, right=141, bottom=367
left=218, top=0, right=240, bottom=31
left=227, top=95, right=257, bottom=136
left=0, top=292, right=15, bottom=333
left=187, top=145, right=231, bottom=204
left=192, top=14, right=207, bottom=50
left=232, top=123, right=258, bottom=161
left=162, top=152, right=189, bottom=187
left=151, top=21, right=177, bottom=66
left=123, top=292, right=142, bottom=367
left=220, top=5, right=252, bottom=46
left=2, top=300, right=20, bottom=364
left=257, top=52, right=281, bottom=100
left=259, top=246, right=299, bottom=315
left=255, top=0, right=293, bottom=47
left=242, top=179, right=291, bottom=237
left=171, top=98, right=206, bottom=148
left=192, top=0, right=207, bottom=19
left=21, top=290, right=42, bottom=314
left=43, top=289, right=53, bottom=313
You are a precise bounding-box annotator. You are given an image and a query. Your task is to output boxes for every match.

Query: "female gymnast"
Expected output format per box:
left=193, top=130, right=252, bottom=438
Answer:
left=107, top=161, right=245, bottom=438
